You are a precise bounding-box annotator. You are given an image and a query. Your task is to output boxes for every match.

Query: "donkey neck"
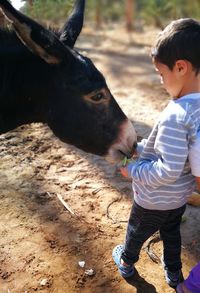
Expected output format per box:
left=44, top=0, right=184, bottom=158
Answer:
left=0, top=56, right=50, bottom=134
left=0, top=92, right=47, bottom=134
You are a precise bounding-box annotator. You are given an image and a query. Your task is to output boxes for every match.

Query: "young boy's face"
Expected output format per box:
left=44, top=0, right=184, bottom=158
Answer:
left=153, top=60, right=187, bottom=98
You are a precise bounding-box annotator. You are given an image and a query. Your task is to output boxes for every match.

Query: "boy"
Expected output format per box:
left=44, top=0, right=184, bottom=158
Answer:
left=112, top=18, right=200, bottom=288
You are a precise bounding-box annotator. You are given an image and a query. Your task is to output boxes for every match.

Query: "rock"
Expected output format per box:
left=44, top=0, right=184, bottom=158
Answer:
left=78, top=261, right=85, bottom=268
left=40, top=278, right=49, bottom=286
left=85, top=269, right=95, bottom=276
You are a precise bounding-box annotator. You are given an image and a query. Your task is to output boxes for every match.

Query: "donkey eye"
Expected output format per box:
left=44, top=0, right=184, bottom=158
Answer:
left=91, top=92, right=104, bottom=102
left=83, top=88, right=109, bottom=105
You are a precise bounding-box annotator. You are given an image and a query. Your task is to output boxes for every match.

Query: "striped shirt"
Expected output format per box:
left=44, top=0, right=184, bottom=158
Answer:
left=189, top=131, right=200, bottom=176
left=128, top=93, right=200, bottom=210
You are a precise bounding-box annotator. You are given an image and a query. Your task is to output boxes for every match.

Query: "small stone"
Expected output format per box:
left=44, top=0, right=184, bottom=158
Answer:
left=78, top=261, right=85, bottom=268
left=40, top=278, right=49, bottom=286
left=85, top=269, right=95, bottom=276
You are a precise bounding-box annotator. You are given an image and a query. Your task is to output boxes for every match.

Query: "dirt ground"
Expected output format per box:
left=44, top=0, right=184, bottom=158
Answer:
left=0, top=25, right=200, bottom=293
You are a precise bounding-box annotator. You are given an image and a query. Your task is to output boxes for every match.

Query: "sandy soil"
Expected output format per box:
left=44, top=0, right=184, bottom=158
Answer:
left=0, top=25, right=199, bottom=293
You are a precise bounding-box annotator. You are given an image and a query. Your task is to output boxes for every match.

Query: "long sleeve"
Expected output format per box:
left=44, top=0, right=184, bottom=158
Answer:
left=128, top=119, right=189, bottom=188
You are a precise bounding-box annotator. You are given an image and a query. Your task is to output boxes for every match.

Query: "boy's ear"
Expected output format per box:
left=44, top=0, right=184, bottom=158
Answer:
left=175, top=60, right=189, bottom=75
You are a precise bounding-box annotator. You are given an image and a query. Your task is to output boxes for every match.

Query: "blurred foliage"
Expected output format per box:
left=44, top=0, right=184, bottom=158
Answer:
left=87, top=0, right=126, bottom=22
left=139, top=0, right=200, bottom=28
left=22, top=0, right=127, bottom=24
left=21, top=0, right=200, bottom=28
left=22, top=0, right=74, bottom=25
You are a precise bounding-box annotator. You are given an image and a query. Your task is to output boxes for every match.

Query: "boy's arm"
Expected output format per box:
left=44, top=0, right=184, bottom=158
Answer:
left=127, top=120, right=189, bottom=188
left=120, top=139, right=147, bottom=178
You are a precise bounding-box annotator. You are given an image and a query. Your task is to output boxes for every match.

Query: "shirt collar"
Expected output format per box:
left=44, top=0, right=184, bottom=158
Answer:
left=178, top=93, right=200, bottom=101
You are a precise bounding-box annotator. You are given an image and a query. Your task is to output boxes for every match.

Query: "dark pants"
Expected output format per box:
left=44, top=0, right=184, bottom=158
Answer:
left=121, top=202, right=186, bottom=272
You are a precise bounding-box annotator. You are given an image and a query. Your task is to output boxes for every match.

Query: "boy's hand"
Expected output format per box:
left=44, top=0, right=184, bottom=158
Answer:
left=120, top=166, right=129, bottom=178
left=120, top=156, right=136, bottom=178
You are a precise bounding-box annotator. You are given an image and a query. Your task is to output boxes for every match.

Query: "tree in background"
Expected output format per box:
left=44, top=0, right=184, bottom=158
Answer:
left=90, top=0, right=134, bottom=31
left=139, top=0, right=200, bottom=28
left=28, top=0, right=33, bottom=6
left=22, top=0, right=74, bottom=25
left=22, top=0, right=129, bottom=29
left=125, top=0, right=134, bottom=31
left=22, top=0, right=33, bottom=8
left=87, top=0, right=125, bottom=26
left=167, top=0, right=200, bottom=19
left=139, top=0, right=170, bottom=29
left=20, top=0, right=200, bottom=30
left=95, top=0, right=102, bottom=29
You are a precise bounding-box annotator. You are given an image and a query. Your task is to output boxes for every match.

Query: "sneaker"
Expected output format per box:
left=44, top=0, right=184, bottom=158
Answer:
left=161, top=256, right=184, bottom=288
left=112, top=245, right=135, bottom=278
left=164, top=269, right=184, bottom=288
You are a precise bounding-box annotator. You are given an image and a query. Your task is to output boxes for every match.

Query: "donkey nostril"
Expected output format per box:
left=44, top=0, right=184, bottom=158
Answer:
left=133, top=141, right=137, bottom=150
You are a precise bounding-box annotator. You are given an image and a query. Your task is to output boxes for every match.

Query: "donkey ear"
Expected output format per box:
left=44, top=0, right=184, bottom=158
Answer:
left=59, top=0, right=85, bottom=48
left=0, top=0, right=73, bottom=64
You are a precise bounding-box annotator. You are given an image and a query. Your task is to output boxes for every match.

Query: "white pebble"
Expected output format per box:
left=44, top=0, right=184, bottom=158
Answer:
left=85, top=269, right=95, bottom=276
left=78, top=261, right=85, bottom=268
left=40, top=278, right=49, bottom=286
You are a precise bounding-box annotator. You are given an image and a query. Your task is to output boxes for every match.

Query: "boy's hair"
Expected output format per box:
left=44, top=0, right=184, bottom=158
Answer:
left=152, top=18, right=200, bottom=73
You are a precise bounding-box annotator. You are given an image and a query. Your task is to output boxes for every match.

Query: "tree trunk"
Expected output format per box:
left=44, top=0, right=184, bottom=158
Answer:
left=28, top=0, right=33, bottom=6
left=125, top=0, right=134, bottom=31
left=95, top=0, right=102, bottom=29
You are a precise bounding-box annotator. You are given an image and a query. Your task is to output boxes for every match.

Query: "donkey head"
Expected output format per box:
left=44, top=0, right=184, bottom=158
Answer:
left=0, top=0, right=137, bottom=161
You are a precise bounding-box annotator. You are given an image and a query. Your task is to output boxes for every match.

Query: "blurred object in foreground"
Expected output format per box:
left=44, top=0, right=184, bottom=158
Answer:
left=187, top=192, right=200, bottom=207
